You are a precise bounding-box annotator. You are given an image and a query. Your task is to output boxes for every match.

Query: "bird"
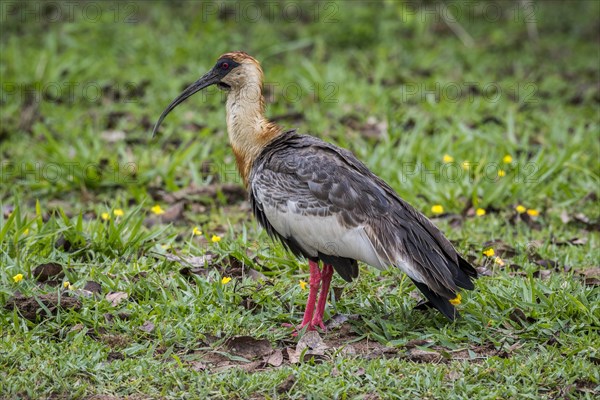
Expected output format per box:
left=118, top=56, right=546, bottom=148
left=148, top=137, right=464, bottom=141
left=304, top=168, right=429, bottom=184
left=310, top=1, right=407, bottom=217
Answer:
left=152, top=52, right=477, bottom=332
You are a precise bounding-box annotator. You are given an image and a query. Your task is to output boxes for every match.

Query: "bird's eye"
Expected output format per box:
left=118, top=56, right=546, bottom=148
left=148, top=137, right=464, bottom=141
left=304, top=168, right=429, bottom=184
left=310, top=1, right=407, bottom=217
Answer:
left=221, top=62, right=229, bottom=70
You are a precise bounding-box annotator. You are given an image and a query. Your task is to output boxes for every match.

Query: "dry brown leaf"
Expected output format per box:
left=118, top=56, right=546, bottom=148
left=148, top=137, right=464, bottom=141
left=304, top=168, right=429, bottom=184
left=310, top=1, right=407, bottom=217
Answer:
left=106, top=292, right=128, bottom=307
left=222, top=256, right=266, bottom=281
left=69, top=323, right=85, bottom=333
left=247, top=268, right=267, bottom=281
left=576, top=267, right=600, bottom=287
left=569, top=237, right=589, bottom=245
left=287, top=330, right=329, bottom=364
left=446, top=370, right=461, bottom=381
left=573, top=213, right=600, bottom=231
left=535, top=259, right=561, bottom=270
left=297, top=330, right=328, bottom=355
left=533, top=269, right=553, bottom=280
left=160, top=202, right=185, bottom=223
left=552, top=234, right=589, bottom=246
left=482, top=240, right=518, bottom=258
left=338, top=344, right=357, bottom=356
left=325, top=313, right=357, bottom=330
left=265, top=349, right=283, bottom=367
left=168, top=253, right=214, bottom=269
left=286, top=347, right=300, bottom=364
left=576, top=267, right=600, bottom=278
left=239, top=360, right=264, bottom=372
left=139, top=321, right=155, bottom=333
left=189, top=361, right=207, bottom=371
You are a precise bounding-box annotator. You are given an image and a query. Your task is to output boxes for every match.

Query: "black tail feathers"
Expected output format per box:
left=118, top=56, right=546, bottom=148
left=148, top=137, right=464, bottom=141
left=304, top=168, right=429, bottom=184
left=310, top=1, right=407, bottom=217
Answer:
left=412, top=280, right=458, bottom=321
left=454, top=254, right=478, bottom=290
left=412, top=255, right=478, bottom=321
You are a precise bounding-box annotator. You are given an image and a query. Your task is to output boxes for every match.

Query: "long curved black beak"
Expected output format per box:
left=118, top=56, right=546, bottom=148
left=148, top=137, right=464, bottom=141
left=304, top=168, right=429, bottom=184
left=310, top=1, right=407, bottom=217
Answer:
left=151, top=67, right=221, bottom=137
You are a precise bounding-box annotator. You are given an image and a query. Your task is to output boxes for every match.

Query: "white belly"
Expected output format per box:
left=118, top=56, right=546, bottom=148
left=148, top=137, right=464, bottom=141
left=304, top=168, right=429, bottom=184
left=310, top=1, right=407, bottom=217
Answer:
left=262, top=201, right=389, bottom=269
left=262, top=200, right=427, bottom=283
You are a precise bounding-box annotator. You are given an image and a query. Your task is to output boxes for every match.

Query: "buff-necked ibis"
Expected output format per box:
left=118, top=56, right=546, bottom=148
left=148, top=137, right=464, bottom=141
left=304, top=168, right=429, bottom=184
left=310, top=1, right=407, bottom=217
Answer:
left=152, top=52, right=477, bottom=332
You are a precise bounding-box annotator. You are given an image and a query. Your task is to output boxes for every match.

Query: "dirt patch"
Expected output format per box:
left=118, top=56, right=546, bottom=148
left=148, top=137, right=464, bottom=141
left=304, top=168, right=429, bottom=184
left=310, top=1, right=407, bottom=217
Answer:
left=32, top=262, right=64, bottom=282
left=100, top=334, right=131, bottom=349
left=276, top=374, right=296, bottom=394
left=225, top=336, right=273, bottom=360
left=107, top=351, right=126, bottom=362
left=186, top=320, right=513, bottom=374
left=4, top=293, right=81, bottom=321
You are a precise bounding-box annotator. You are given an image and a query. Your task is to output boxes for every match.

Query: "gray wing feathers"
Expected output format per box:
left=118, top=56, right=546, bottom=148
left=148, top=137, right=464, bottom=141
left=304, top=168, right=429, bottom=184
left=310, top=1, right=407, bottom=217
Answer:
left=251, top=131, right=471, bottom=298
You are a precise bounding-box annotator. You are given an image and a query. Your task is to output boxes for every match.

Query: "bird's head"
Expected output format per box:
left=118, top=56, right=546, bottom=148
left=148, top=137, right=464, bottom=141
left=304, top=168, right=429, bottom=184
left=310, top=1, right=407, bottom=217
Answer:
left=152, top=51, right=263, bottom=137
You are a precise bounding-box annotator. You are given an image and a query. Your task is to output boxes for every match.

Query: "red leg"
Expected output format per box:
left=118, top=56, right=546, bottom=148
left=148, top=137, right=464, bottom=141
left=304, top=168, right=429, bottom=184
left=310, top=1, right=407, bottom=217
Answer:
left=299, top=260, right=321, bottom=330
left=311, top=263, right=334, bottom=331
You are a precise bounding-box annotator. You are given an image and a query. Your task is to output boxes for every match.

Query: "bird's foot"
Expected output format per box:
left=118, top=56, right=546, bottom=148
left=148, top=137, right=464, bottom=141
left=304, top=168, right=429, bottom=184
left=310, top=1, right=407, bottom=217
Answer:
left=309, top=318, right=327, bottom=332
left=282, top=321, right=326, bottom=336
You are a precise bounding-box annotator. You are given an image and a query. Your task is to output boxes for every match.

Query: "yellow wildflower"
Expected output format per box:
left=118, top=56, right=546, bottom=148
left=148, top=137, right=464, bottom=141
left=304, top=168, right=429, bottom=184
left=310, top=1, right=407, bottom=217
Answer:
left=442, top=154, right=454, bottom=163
left=63, top=281, right=73, bottom=290
left=461, top=160, right=471, bottom=170
left=151, top=205, right=165, bottom=215
left=101, top=212, right=110, bottom=221
left=515, top=205, right=526, bottom=214
left=494, top=256, right=505, bottom=266
left=221, top=276, right=232, bottom=284
left=431, top=205, right=444, bottom=215
left=12, top=273, right=23, bottom=283
left=299, top=280, right=307, bottom=290
left=113, top=209, right=124, bottom=217
left=526, top=209, right=539, bottom=217
left=502, top=155, right=513, bottom=164
left=211, top=235, right=221, bottom=243
left=475, top=208, right=486, bottom=217
left=449, top=293, right=462, bottom=305
left=497, top=169, right=506, bottom=177
left=483, top=248, right=495, bottom=257
left=193, top=227, right=202, bottom=236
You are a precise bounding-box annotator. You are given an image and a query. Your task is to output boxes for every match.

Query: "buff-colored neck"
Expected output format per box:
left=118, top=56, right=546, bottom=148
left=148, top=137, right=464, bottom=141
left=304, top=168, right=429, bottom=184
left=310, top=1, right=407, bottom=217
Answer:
left=226, top=71, right=282, bottom=187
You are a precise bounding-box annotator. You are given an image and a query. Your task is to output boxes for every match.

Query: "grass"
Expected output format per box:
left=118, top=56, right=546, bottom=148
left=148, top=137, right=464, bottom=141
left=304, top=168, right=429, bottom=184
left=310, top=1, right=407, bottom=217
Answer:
left=1, top=1, right=599, bottom=399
